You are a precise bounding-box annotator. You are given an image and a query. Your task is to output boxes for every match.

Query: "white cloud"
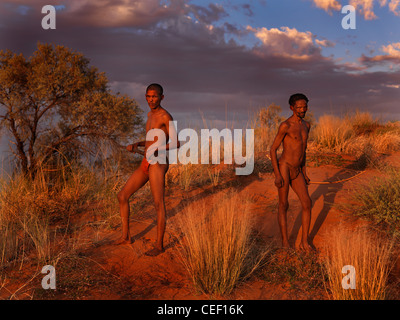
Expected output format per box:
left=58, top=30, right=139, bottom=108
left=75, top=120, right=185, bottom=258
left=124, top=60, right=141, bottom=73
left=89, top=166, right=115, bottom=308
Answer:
left=384, top=84, right=400, bottom=88
left=388, top=0, right=400, bottom=15
left=1, top=0, right=196, bottom=28
left=350, top=0, right=377, bottom=19
left=381, top=42, right=400, bottom=57
left=312, top=0, right=341, bottom=14
left=315, top=39, right=336, bottom=47
left=360, top=42, right=400, bottom=65
left=312, top=0, right=400, bottom=18
left=247, top=26, right=330, bottom=60
left=1, top=0, right=399, bottom=121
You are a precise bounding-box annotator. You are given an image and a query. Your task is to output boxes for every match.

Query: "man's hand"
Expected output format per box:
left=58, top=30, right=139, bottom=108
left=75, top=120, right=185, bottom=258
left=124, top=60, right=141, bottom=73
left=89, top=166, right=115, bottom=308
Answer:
left=126, top=143, right=142, bottom=154
left=126, top=144, right=136, bottom=153
left=304, top=174, right=311, bottom=185
left=274, top=175, right=284, bottom=188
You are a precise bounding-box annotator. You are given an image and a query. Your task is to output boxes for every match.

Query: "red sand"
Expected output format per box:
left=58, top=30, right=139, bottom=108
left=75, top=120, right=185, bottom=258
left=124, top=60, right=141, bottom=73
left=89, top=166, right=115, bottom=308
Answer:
left=1, top=152, right=399, bottom=300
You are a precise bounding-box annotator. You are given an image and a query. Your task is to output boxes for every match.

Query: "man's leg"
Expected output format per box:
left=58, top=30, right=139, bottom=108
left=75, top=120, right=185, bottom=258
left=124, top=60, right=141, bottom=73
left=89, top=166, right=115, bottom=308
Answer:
left=146, top=162, right=169, bottom=256
left=116, top=168, right=149, bottom=244
left=290, top=173, right=312, bottom=251
left=277, top=165, right=291, bottom=248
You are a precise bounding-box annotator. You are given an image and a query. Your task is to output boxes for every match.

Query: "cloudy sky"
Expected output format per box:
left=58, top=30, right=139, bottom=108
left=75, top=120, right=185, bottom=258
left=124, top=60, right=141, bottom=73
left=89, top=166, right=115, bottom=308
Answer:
left=1, top=0, right=400, bottom=128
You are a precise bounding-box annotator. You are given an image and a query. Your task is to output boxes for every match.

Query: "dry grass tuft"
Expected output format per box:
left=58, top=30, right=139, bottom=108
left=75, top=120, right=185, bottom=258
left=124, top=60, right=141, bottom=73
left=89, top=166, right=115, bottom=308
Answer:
left=310, top=112, right=400, bottom=158
left=0, top=157, right=126, bottom=270
left=322, top=225, right=394, bottom=300
left=353, top=168, right=400, bottom=236
left=174, top=191, right=272, bottom=295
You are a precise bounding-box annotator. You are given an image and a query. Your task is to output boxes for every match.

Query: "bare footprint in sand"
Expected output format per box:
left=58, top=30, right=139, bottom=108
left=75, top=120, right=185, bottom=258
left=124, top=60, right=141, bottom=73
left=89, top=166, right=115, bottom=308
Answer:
left=144, top=247, right=165, bottom=257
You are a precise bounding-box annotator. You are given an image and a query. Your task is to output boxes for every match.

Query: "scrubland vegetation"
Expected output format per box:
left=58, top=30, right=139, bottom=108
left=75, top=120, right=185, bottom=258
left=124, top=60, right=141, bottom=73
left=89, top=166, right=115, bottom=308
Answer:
left=1, top=43, right=400, bottom=299
left=1, top=104, right=400, bottom=299
left=0, top=157, right=126, bottom=269
left=173, top=192, right=272, bottom=296
left=1, top=106, right=399, bottom=300
left=353, top=168, right=400, bottom=237
left=322, top=226, right=394, bottom=300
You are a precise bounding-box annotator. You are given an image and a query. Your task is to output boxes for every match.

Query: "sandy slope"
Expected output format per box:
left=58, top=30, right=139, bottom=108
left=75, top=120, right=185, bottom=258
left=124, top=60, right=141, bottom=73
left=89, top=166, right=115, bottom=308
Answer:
left=1, top=153, right=399, bottom=300
left=68, top=164, right=383, bottom=300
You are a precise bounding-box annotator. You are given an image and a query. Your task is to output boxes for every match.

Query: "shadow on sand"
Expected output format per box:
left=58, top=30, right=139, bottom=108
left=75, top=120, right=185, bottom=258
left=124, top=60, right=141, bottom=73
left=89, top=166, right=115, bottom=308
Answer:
left=289, top=159, right=369, bottom=248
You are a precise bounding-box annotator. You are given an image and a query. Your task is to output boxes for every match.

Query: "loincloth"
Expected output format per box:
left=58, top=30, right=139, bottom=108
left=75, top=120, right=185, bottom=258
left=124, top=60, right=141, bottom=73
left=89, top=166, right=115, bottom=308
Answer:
left=279, top=160, right=301, bottom=181
left=140, top=157, right=150, bottom=175
left=140, top=155, right=169, bottom=175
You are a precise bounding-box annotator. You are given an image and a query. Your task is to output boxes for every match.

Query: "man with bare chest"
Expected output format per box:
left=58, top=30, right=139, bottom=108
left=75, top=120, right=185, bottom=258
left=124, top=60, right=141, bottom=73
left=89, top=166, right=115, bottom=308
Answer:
left=270, top=93, right=313, bottom=252
left=116, top=83, right=179, bottom=256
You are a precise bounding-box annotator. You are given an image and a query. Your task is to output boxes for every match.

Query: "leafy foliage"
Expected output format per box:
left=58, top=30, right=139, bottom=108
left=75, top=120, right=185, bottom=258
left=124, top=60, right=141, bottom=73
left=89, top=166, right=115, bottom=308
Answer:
left=354, top=168, right=400, bottom=236
left=0, top=43, right=143, bottom=175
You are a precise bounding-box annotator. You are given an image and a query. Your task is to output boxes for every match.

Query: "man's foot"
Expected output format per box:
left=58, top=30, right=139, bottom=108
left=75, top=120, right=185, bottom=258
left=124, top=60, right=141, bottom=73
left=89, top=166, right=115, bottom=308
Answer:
left=145, top=247, right=165, bottom=257
left=299, top=242, right=315, bottom=253
left=282, top=240, right=291, bottom=250
left=114, top=237, right=132, bottom=245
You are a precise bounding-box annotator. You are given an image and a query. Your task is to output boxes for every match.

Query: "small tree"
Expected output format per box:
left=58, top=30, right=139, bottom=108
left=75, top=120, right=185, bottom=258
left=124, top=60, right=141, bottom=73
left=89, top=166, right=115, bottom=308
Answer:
left=257, top=103, right=284, bottom=130
left=0, top=43, right=143, bottom=176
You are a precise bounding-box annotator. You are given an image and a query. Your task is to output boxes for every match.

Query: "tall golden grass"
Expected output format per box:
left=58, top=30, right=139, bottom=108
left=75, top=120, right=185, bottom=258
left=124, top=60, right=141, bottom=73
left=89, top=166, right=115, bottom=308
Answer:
left=0, top=171, right=55, bottom=266
left=174, top=192, right=271, bottom=295
left=0, top=156, right=125, bottom=269
left=251, top=107, right=400, bottom=160
left=310, top=114, right=353, bottom=151
left=353, top=168, right=400, bottom=236
left=310, top=112, right=400, bottom=156
left=322, top=226, right=394, bottom=300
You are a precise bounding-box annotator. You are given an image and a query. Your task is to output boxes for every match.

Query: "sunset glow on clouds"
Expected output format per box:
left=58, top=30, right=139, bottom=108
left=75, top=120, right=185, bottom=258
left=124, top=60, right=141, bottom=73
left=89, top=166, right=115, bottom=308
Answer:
left=1, top=0, right=400, bottom=123
left=313, top=0, right=400, bottom=18
left=382, top=42, right=400, bottom=57
left=248, top=26, right=320, bottom=60
left=312, top=0, right=342, bottom=13
left=247, top=26, right=338, bottom=62
left=361, top=42, right=400, bottom=65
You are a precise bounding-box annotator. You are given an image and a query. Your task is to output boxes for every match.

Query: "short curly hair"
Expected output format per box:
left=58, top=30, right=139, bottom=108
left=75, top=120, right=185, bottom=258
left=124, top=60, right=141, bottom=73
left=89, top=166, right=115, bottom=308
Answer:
left=146, top=83, right=164, bottom=96
left=289, top=93, right=309, bottom=107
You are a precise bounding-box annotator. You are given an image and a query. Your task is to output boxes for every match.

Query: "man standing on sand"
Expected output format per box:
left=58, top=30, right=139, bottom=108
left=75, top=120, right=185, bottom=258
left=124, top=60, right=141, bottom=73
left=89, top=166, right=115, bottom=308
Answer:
left=270, top=93, right=313, bottom=252
left=116, top=83, right=179, bottom=256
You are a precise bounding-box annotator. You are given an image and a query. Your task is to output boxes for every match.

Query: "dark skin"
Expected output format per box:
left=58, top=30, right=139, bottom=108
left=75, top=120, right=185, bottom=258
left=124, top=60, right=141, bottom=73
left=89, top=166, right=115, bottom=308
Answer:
left=270, top=99, right=313, bottom=252
left=116, top=89, right=179, bottom=256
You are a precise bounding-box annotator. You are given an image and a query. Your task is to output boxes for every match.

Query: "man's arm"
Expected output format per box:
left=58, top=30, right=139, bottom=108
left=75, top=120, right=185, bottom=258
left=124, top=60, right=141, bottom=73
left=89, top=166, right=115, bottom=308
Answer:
left=270, top=122, right=288, bottom=188
left=127, top=141, right=146, bottom=155
left=301, top=151, right=310, bottom=184
left=301, top=122, right=311, bottom=184
left=164, top=114, right=180, bottom=151
left=152, top=114, right=180, bottom=152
